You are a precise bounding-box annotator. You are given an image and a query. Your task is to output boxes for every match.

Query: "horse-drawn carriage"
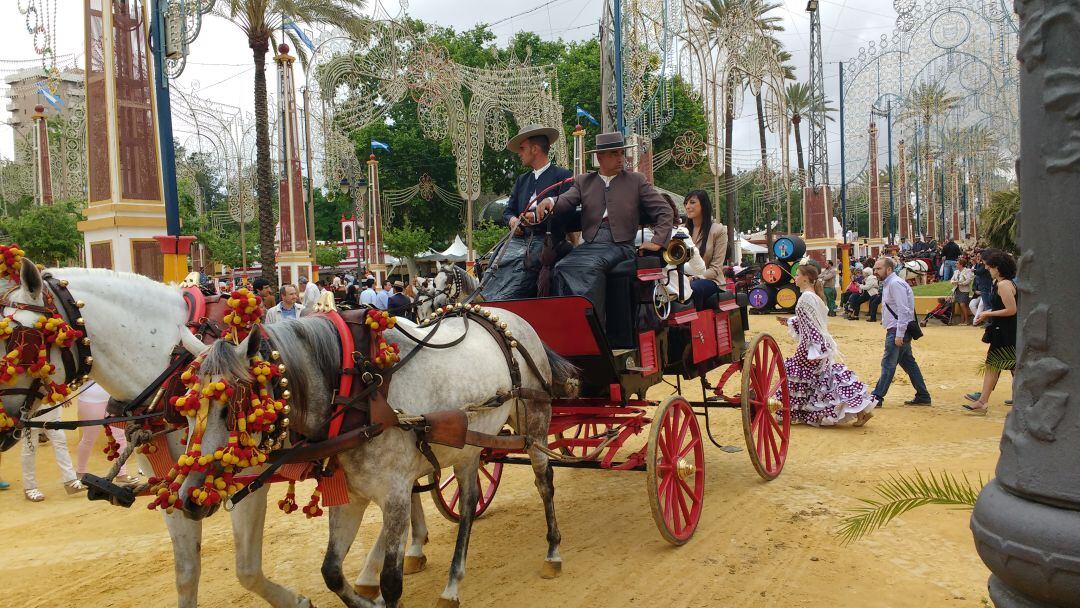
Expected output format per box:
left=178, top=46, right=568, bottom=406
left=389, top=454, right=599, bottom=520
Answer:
left=428, top=252, right=792, bottom=544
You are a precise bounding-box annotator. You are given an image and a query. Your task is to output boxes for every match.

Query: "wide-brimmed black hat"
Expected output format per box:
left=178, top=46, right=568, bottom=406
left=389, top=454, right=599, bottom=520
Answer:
left=506, top=123, right=560, bottom=152
left=585, top=131, right=635, bottom=156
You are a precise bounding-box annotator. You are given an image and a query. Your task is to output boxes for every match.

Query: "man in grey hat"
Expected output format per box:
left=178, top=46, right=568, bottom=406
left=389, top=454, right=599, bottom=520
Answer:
left=479, top=123, right=573, bottom=301
left=532, top=132, right=673, bottom=327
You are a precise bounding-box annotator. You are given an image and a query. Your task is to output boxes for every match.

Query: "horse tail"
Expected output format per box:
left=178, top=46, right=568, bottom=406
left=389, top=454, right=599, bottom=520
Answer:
left=543, top=343, right=580, bottom=399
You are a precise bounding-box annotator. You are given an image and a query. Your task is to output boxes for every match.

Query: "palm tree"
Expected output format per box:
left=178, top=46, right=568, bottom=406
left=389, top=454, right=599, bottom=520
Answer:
left=901, top=82, right=961, bottom=241
left=784, top=81, right=836, bottom=188
left=213, top=0, right=366, bottom=283
left=700, top=0, right=783, bottom=260
left=757, top=44, right=794, bottom=241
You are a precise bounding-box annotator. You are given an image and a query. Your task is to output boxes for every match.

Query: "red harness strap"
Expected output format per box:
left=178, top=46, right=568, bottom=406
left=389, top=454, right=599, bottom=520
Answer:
left=316, top=310, right=357, bottom=507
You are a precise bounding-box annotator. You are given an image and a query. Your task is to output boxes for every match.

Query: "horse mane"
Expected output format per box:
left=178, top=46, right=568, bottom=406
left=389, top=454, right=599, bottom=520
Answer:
left=263, top=317, right=342, bottom=433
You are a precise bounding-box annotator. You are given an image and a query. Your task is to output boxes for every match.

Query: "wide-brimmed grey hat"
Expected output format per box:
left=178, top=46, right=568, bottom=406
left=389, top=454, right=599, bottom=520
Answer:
left=585, top=131, right=635, bottom=156
left=506, top=123, right=560, bottom=152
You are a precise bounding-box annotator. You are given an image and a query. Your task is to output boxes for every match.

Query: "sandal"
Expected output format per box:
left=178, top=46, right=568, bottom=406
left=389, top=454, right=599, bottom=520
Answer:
left=853, top=410, right=874, bottom=427
left=25, top=488, right=45, bottom=502
left=0, top=480, right=10, bottom=490
left=64, top=479, right=88, bottom=494
left=962, top=403, right=990, bottom=415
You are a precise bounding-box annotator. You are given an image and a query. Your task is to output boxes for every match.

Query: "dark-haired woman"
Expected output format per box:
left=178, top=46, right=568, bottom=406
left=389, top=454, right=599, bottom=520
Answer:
left=683, top=189, right=728, bottom=309
left=963, top=250, right=1017, bottom=415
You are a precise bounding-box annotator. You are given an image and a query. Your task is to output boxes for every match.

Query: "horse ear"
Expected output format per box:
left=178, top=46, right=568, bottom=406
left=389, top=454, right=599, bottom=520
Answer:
left=20, top=258, right=42, bottom=300
left=242, top=329, right=262, bottom=359
left=179, top=326, right=210, bottom=357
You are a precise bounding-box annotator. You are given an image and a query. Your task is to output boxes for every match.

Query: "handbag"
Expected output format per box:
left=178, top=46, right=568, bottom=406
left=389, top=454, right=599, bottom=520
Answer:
left=884, top=302, right=923, bottom=340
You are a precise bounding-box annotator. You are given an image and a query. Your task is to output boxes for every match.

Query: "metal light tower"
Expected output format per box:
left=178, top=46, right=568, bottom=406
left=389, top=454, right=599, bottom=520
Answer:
left=806, top=0, right=829, bottom=187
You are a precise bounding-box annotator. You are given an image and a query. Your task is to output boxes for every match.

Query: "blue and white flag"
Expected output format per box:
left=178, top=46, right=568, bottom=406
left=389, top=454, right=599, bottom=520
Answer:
left=36, top=83, right=64, bottom=110
left=575, top=106, right=599, bottom=126
left=371, top=140, right=391, bottom=152
left=284, top=22, right=315, bottom=52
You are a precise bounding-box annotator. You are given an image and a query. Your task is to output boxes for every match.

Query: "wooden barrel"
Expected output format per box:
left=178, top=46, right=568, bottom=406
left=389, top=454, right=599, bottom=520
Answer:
left=775, top=285, right=800, bottom=311
left=748, top=285, right=776, bottom=310
left=761, top=261, right=793, bottom=285
left=772, top=236, right=806, bottom=262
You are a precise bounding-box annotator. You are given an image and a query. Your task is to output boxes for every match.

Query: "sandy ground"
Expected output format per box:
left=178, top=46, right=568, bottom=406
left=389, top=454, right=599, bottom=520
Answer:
left=0, top=315, right=1008, bottom=608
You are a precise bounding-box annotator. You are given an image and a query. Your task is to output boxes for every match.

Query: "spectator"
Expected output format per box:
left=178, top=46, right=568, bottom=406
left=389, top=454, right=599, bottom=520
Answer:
left=871, top=256, right=932, bottom=407
left=76, top=382, right=137, bottom=484
left=265, top=284, right=304, bottom=323
left=359, top=278, right=378, bottom=307
left=22, top=407, right=86, bottom=501
left=375, top=280, right=392, bottom=310
left=820, top=260, right=838, bottom=317
left=252, top=277, right=275, bottom=309
left=344, top=279, right=361, bottom=306
left=846, top=267, right=879, bottom=320
left=900, top=237, right=912, bottom=253
left=299, top=276, right=320, bottom=309
left=970, top=250, right=994, bottom=324
left=387, top=281, right=413, bottom=321
left=964, top=250, right=1018, bottom=414
left=950, top=258, right=975, bottom=325
left=940, top=239, right=962, bottom=280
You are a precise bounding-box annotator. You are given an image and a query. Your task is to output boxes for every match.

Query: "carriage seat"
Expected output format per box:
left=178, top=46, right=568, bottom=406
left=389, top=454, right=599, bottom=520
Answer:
left=703, top=290, right=747, bottom=310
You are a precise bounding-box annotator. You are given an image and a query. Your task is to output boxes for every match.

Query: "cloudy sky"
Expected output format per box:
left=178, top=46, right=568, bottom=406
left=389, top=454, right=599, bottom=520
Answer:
left=1, top=0, right=899, bottom=177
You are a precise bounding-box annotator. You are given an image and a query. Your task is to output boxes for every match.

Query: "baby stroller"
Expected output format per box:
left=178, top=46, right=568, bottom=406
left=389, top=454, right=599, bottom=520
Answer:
left=920, top=296, right=955, bottom=326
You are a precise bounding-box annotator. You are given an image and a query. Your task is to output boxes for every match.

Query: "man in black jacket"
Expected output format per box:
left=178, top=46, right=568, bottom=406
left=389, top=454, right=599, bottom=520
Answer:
left=941, top=239, right=962, bottom=281
left=479, top=124, right=572, bottom=300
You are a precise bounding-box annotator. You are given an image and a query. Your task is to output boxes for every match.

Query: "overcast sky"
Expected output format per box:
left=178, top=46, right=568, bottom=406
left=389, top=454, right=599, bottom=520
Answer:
left=1, top=0, right=898, bottom=178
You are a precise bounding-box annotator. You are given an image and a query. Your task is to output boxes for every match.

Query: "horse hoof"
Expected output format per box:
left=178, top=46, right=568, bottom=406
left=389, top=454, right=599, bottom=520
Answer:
left=540, top=560, right=562, bottom=579
left=354, top=584, right=380, bottom=600
left=435, top=599, right=460, bottom=608
left=403, top=554, right=427, bottom=575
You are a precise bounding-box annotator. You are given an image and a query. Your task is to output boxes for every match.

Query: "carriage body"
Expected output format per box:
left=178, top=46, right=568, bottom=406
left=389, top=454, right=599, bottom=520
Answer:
left=438, top=259, right=790, bottom=545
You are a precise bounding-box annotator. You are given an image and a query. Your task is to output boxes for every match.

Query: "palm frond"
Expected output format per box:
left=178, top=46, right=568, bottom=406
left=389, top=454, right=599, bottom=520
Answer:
left=836, top=470, right=985, bottom=545
left=977, top=346, right=1016, bottom=374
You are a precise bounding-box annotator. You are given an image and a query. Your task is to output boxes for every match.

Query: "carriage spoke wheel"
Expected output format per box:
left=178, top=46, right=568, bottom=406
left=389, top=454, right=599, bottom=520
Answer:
left=741, top=333, right=791, bottom=481
left=554, top=422, right=613, bottom=458
left=647, top=395, right=705, bottom=546
left=429, top=460, right=504, bottom=523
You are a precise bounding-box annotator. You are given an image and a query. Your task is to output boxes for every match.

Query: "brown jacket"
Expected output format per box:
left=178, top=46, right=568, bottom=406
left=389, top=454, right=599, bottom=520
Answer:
left=552, top=171, right=673, bottom=246
left=695, top=221, right=728, bottom=283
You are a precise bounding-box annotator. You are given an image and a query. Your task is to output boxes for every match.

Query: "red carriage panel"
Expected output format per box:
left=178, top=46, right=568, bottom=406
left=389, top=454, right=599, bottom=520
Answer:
left=637, top=331, right=658, bottom=375
left=483, top=296, right=601, bottom=357
left=715, top=311, right=733, bottom=357
left=690, top=309, right=719, bottom=363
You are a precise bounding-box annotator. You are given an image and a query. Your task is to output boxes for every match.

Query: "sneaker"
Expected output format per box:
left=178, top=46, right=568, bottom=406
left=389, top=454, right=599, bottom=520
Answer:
left=0, top=480, right=10, bottom=490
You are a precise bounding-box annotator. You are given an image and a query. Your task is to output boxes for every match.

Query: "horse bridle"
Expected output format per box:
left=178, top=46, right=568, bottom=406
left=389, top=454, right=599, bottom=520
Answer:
left=0, top=275, right=93, bottom=410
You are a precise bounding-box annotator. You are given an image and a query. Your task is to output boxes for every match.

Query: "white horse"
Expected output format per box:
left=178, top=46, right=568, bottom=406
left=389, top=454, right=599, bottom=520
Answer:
left=898, top=259, right=930, bottom=285
left=178, top=308, right=576, bottom=608
left=0, top=262, right=427, bottom=607
left=431, top=263, right=480, bottom=310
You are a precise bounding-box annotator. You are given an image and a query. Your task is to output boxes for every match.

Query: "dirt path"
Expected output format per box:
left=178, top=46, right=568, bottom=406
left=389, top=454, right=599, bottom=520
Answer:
left=0, top=316, right=1005, bottom=607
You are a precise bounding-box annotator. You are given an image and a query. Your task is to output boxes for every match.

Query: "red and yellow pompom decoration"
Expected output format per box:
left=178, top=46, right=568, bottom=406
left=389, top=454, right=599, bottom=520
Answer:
left=0, top=313, right=83, bottom=404
left=223, top=288, right=263, bottom=343
left=277, top=481, right=299, bottom=514
left=103, top=427, right=121, bottom=461
left=302, top=488, right=324, bottom=518
left=149, top=353, right=290, bottom=514
left=0, top=409, right=15, bottom=432
left=0, top=244, right=25, bottom=284
left=365, top=309, right=400, bottom=368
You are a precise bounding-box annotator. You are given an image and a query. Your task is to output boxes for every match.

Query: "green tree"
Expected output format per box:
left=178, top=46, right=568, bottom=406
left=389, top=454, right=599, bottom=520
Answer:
left=471, top=220, right=505, bottom=258
left=213, top=0, right=365, bottom=283
left=979, top=188, right=1019, bottom=254
left=0, top=201, right=82, bottom=265
left=201, top=227, right=260, bottom=269
left=383, top=220, right=433, bottom=278
left=315, top=244, right=348, bottom=269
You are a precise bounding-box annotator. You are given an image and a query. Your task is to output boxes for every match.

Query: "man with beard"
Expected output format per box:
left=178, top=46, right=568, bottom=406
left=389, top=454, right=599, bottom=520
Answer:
left=479, top=124, right=572, bottom=300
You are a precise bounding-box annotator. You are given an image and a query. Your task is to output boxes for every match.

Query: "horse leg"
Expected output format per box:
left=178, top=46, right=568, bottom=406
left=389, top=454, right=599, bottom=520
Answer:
left=525, top=400, right=562, bottom=579
left=379, top=489, right=413, bottom=608
left=322, top=497, right=378, bottom=608
left=163, top=510, right=202, bottom=608
left=230, top=486, right=312, bottom=607
left=404, top=492, right=429, bottom=574
left=437, top=460, right=481, bottom=608
left=353, top=493, right=427, bottom=602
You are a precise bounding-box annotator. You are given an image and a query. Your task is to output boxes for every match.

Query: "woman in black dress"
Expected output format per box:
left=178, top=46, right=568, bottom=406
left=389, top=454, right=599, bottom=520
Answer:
left=963, top=249, right=1017, bottom=414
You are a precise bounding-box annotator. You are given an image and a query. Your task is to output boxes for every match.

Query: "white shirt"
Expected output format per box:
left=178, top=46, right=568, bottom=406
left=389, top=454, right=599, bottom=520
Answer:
left=599, top=173, right=616, bottom=218
left=532, top=163, right=551, bottom=180
left=302, top=281, right=320, bottom=308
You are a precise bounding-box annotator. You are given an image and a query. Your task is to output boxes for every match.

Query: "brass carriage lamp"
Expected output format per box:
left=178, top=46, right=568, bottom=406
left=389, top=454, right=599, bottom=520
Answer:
left=806, top=0, right=818, bottom=11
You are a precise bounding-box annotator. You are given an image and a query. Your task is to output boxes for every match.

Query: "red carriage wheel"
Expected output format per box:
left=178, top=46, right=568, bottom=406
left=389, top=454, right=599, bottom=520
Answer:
left=741, top=333, right=791, bottom=480
left=646, top=395, right=705, bottom=546
left=429, top=460, right=504, bottom=523
left=554, top=422, right=613, bottom=458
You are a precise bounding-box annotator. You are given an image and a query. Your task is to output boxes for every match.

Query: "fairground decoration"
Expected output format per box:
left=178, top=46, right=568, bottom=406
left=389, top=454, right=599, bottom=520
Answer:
left=0, top=244, right=26, bottom=284
left=0, top=306, right=84, bottom=432
left=365, top=309, right=400, bottom=367
left=222, top=289, right=263, bottom=343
